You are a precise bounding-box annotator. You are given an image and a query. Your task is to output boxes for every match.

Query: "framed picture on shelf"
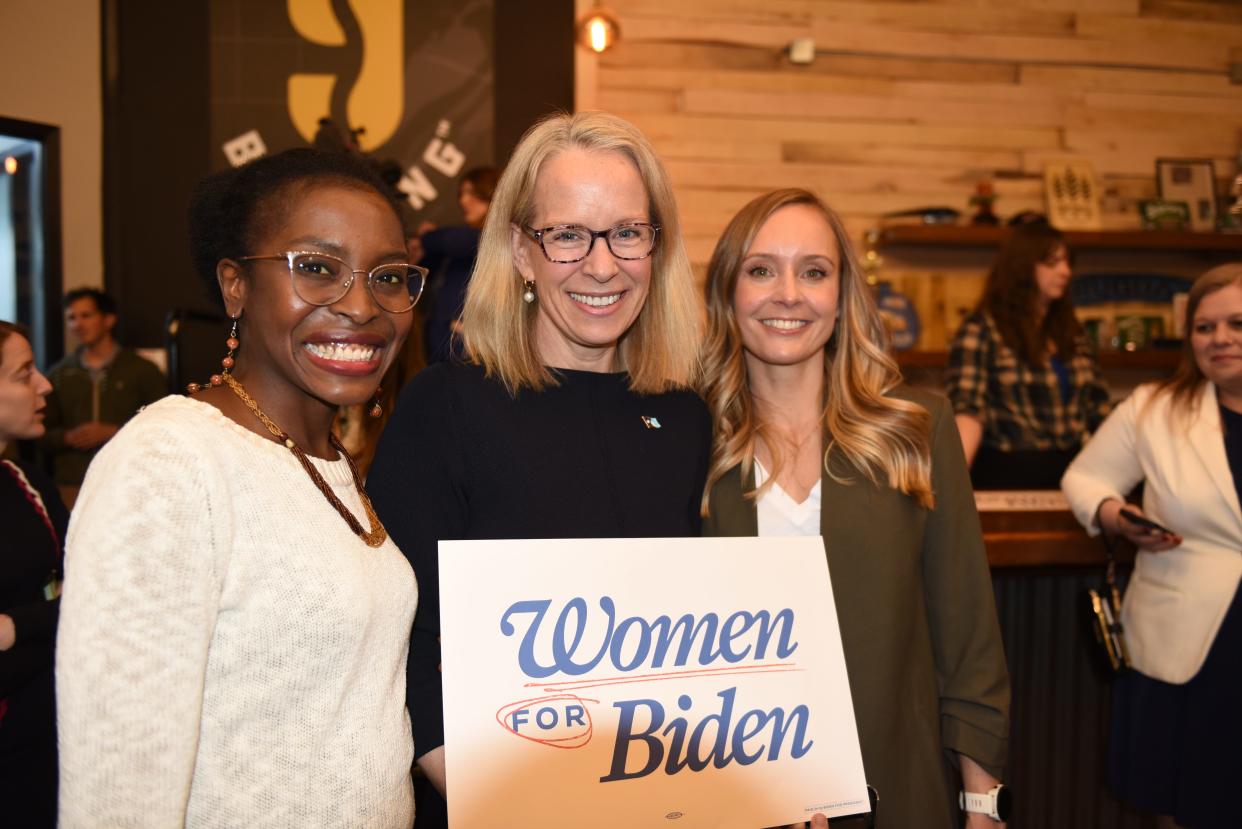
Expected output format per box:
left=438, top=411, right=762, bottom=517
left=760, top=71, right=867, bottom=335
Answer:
left=1043, top=161, right=1102, bottom=230
left=1156, top=158, right=1218, bottom=232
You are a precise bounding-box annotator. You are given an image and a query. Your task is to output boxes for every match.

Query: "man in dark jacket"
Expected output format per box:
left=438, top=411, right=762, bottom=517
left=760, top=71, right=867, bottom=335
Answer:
left=41, top=289, right=164, bottom=504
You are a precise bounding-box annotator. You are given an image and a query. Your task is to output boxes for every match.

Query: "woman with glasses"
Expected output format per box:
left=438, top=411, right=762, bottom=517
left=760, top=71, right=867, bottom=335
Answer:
left=946, top=221, right=1110, bottom=489
left=56, top=149, right=421, bottom=828
left=367, top=111, right=710, bottom=827
left=699, top=190, right=1009, bottom=829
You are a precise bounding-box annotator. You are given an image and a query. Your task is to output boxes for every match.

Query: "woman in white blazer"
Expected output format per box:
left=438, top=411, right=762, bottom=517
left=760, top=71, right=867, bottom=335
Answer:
left=1062, top=263, right=1242, bottom=829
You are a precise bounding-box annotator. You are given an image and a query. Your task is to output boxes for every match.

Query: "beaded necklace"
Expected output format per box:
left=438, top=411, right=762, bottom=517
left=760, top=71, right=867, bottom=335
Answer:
left=223, top=374, right=387, bottom=548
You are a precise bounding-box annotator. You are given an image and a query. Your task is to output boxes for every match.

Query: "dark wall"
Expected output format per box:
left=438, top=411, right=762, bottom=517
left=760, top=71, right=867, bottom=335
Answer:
left=494, top=0, right=575, bottom=164
left=102, top=0, right=215, bottom=347
left=102, top=0, right=573, bottom=348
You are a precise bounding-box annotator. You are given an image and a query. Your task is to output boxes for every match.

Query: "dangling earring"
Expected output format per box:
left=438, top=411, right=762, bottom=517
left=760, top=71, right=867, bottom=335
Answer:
left=523, top=280, right=536, bottom=304
left=187, top=315, right=240, bottom=394
left=369, top=387, right=384, bottom=419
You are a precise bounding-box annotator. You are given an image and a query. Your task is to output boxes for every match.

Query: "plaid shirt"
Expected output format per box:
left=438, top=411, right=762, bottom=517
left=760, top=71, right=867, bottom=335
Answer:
left=945, top=311, right=1111, bottom=453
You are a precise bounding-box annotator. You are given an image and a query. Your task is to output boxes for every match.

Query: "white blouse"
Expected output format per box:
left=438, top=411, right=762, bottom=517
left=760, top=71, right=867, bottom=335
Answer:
left=755, top=459, right=822, bottom=536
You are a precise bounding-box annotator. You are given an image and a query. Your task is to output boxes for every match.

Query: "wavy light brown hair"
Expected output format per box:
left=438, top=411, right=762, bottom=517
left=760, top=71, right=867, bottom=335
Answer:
left=699, top=189, right=933, bottom=515
left=1152, top=262, right=1242, bottom=418
left=460, top=111, right=700, bottom=395
left=979, top=222, right=1081, bottom=366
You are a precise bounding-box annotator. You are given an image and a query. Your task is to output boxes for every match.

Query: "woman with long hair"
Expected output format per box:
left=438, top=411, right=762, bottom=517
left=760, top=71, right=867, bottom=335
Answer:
left=1062, top=263, right=1242, bottom=829
left=700, top=189, right=1010, bottom=829
left=947, top=222, right=1110, bottom=488
left=0, top=321, right=62, bottom=827
left=367, top=111, right=710, bottom=827
left=56, top=149, right=422, bottom=827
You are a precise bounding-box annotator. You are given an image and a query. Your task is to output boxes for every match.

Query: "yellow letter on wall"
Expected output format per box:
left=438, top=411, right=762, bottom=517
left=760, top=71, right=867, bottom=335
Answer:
left=287, top=0, right=403, bottom=152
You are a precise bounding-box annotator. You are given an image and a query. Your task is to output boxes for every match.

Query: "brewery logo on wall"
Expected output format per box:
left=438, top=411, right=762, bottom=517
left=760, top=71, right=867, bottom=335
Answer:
left=210, top=0, right=494, bottom=227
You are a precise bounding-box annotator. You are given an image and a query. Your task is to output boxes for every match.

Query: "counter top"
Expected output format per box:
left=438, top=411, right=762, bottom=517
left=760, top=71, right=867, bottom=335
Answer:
left=975, top=490, right=1134, bottom=568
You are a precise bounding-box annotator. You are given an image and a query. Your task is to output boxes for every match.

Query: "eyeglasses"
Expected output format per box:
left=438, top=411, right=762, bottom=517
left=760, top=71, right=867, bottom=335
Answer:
left=524, top=222, right=660, bottom=264
left=238, top=251, right=427, bottom=314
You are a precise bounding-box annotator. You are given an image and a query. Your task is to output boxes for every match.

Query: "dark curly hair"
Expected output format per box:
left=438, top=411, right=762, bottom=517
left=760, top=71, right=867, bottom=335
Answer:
left=977, top=221, right=1081, bottom=367
left=187, top=148, right=401, bottom=309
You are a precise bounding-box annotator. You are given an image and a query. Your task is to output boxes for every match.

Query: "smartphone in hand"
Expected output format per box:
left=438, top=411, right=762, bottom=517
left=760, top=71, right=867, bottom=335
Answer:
left=1119, top=508, right=1174, bottom=536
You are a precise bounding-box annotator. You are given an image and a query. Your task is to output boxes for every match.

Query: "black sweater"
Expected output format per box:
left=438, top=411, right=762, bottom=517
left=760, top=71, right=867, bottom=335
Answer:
left=368, top=361, right=711, bottom=760
left=0, top=460, right=66, bottom=699
left=0, top=459, right=67, bottom=827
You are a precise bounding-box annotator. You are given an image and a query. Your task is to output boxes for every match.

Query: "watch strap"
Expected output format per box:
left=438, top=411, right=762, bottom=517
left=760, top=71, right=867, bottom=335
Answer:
left=960, top=790, right=998, bottom=820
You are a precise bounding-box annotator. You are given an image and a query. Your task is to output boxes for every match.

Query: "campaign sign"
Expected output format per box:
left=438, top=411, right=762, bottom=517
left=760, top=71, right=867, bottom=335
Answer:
left=439, top=536, right=869, bottom=828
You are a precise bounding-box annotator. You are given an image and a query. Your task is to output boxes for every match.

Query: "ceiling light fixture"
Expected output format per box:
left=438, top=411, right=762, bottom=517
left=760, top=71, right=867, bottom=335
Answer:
left=578, top=9, right=620, bottom=54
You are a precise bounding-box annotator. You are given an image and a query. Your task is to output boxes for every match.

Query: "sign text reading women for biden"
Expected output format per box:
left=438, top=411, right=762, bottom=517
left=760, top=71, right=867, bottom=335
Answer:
left=439, top=537, right=869, bottom=829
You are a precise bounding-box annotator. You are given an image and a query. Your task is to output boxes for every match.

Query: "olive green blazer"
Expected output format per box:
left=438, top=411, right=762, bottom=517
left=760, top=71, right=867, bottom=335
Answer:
left=704, top=388, right=1009, bottom=829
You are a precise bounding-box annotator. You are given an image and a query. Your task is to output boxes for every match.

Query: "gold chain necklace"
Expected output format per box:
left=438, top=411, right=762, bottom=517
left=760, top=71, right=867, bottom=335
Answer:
left=223, top=375, right=388, bottom=548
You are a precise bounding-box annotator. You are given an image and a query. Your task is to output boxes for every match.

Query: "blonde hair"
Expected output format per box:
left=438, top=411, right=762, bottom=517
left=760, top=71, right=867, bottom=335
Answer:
left=699, top=189, right=934, bottom=515
left=460, top=111, right=700, bottom=394
left=1151, top=262, right=1242, bottom=418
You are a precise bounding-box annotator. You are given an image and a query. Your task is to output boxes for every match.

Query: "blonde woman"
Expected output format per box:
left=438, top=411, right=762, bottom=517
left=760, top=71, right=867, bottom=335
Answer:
left=1062, top=264, right=1242, bottom=829
left=700, top=189, right=1010, bottom=829
left=368, top=111, right=710, bottom=827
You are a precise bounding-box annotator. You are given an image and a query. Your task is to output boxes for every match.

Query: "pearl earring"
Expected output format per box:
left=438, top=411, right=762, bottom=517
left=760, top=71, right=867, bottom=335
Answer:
left=523, top=280, right=536, bottom=304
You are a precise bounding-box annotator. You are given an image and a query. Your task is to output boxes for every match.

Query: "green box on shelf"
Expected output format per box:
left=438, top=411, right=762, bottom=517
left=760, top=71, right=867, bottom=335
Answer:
left=1139, top=199, right=1191, bottom=231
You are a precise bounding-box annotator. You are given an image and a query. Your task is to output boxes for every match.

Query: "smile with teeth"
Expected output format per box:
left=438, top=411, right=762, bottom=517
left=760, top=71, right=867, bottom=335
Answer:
left=569, top=291, right=623, bottom=308
left=762, top=319, right=809, bottom=331
left=303, top=342, right=379, bottom=362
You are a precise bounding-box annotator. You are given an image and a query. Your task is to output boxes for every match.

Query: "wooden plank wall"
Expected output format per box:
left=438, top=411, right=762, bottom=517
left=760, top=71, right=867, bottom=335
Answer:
left=575, top=6, right=1239, bottom=826
left=575, top=0, right=1242, bottom=347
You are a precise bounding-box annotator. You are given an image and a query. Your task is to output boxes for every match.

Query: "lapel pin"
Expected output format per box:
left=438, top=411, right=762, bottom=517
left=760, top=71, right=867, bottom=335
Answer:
left=641, top=416, right=662, bottom=429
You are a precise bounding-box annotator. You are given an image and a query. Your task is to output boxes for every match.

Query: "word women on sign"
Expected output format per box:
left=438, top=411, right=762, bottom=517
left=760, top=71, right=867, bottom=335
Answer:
left=499, top=596, right=810, bottom=783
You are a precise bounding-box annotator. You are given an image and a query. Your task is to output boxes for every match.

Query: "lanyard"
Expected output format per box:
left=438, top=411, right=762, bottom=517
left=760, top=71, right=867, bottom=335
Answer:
left=2, top=459, right=62, bottom=567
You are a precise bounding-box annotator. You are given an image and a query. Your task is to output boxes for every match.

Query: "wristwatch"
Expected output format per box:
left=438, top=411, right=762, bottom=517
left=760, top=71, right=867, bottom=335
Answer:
left=959, top=784, right=1011, bottom=821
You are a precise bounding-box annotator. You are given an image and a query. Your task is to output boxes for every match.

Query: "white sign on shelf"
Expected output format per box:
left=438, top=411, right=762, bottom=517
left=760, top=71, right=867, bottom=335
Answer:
left=974, top=490, right=1069, bottom=512
left=439, top=536, right=869, bottom=829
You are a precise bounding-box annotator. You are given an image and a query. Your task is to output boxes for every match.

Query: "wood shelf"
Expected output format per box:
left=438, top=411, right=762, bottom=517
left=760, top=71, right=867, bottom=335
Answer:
left=877, top=224, right=1242, bottom=252
left=896, top=349, right=1181, bottom=371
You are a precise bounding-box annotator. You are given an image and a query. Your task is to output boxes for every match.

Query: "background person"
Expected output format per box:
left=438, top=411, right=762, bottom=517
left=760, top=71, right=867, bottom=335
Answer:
left=700, top=189, right=1010, bottom=829
left=946, top=222, right=1110, bottom=489
left=41, top=288, right=165, bottom=506
left=0, top=321, right=64, bottom=828
left=413, top=166, right=500, bottom=363
left=56, top=149, right=421, bottom=828
left=368, top=111, right=708, bottom=828
left=1061, top=263, right=1242, bottom=829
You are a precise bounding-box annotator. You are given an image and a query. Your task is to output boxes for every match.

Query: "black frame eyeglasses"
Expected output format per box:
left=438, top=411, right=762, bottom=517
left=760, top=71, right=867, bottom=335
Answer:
left=238, top=251, right=427, bottom=314
left=523, top=222, right=660, bottom=264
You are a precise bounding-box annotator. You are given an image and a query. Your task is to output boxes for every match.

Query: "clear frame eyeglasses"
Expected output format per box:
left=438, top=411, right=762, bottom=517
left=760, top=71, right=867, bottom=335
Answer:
left=524, top=222, right=660, bottom=264
left=238, top=251, right=427, bottom=314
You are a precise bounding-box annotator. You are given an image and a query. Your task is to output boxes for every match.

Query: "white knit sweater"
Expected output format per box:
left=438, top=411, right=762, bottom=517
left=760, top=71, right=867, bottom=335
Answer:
left=56, top=395, right=418, bottom=828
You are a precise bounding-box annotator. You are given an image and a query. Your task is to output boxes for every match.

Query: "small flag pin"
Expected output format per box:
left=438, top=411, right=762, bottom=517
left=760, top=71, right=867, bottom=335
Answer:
left=640, top=416, right=662, bottom=429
